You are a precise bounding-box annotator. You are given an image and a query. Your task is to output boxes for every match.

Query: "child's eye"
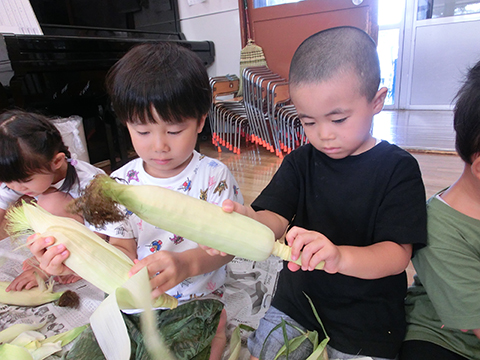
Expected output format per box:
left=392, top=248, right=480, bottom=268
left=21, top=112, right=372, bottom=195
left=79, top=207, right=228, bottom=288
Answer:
left=332, top=118, right=347, bottom=124
left=168, top=130, right=182, bottom=135
left=300, top=118, right=315, bottom=127
left=137, top=131, right=150, bottom=136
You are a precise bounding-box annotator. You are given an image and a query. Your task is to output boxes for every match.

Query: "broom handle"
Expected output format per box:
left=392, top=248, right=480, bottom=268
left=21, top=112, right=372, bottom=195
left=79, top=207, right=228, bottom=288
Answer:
left=243, top=0, right=252, bottom=41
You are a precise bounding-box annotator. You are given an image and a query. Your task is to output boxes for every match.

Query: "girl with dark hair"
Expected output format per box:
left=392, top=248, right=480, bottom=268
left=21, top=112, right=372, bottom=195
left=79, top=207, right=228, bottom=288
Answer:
left=0, top=109, right=105, bottom=291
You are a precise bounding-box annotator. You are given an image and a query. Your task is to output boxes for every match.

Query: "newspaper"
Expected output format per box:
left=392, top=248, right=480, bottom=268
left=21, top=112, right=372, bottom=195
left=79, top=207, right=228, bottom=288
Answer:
left=223, top=256, right=283, bottom=360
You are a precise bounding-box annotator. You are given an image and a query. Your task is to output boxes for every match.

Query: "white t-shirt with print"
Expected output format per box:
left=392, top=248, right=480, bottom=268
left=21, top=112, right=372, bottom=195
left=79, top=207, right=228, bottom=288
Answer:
left=97, top=151, right=244, bottom=304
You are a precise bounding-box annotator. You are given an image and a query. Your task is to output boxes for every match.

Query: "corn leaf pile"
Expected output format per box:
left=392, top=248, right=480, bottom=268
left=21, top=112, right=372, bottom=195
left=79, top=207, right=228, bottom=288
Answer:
left=0, top=324, right=87, bottom=360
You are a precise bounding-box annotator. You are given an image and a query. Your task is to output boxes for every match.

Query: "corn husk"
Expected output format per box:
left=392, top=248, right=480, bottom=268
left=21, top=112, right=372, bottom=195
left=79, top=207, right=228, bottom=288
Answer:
left=6, top=202, right=177, bottom=360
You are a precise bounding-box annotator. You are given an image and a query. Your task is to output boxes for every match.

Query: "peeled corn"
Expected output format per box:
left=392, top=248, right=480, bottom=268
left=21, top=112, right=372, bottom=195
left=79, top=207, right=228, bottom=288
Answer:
left=74, top=174, right=324, bottom=269
left=0, top=279, right=64, bottom=307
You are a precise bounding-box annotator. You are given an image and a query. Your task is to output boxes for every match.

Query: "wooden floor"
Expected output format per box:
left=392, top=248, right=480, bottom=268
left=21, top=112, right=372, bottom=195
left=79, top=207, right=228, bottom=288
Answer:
left=373, top=110, right=456, bottom=153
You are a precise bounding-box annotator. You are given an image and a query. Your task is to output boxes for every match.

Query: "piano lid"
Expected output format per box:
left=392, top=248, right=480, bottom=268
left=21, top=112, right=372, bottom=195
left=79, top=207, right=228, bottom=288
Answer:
left=3, top=33, right=215, bottom=75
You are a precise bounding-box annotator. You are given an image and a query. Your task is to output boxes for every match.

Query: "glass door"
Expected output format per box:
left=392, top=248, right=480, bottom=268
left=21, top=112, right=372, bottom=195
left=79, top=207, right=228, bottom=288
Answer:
left=377, top=0, right=406, bottom=108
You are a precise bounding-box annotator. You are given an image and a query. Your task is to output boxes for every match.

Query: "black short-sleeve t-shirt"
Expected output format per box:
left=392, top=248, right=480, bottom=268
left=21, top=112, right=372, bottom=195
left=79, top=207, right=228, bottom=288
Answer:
left=252, top=141, right=427, bottom=358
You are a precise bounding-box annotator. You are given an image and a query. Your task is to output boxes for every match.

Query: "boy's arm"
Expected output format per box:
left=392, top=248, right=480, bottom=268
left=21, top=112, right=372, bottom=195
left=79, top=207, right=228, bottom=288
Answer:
left=129, top=247, right=234, bottom=299
left=222, top=199, right=289, bottom=239
left=330, top=241, right=412, bottom=278
left=108, top=236, right=138, bottom=262
left=287, top=226, right=412, bottom=278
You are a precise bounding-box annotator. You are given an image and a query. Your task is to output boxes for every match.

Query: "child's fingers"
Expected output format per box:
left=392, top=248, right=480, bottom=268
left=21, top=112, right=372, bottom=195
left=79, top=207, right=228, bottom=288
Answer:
left=22, top=256, right=39, bottom=271
left=221, top=199, right=235, bottom=213
left=198, top=244, right=227, bottom=256
left=5, top=270, right=38, bottom=292
left=287, top=262, right=301, bottom=272
left=28, top=234, right=55, bottom=259
left=286, top=227, right=331, bottom=270
left=221, top=199, right=250, bottom=217
left=128, top=257, right=147, bottom=277
left=22, top=278, right=39, bottom=291
left=285, top=227, right=311, bottom=259
left=39, top=245, right=70, bottom=275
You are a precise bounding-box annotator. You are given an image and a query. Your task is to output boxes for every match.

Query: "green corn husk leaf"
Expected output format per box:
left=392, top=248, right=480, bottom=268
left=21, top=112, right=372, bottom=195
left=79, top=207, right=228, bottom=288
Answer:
left=227, top=324, right=255, bottom=360
left=91, top=266, right=176, bottom=360
left=262, top=293, right=330, bottom=360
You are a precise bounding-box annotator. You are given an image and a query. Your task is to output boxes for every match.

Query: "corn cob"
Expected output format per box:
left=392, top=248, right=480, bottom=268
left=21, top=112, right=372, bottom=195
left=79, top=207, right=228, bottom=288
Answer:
left=5, top=203, right=178, bottom=309
left=72, top=174, right=324, bottom=269
left=0, top=280, right=64, bottom=307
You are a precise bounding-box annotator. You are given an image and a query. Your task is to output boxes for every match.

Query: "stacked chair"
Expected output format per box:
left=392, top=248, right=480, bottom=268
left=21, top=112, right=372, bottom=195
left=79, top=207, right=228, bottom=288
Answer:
left=208, top=67, right=305, bottom=157
left=209, top=74, right=247, bottom=154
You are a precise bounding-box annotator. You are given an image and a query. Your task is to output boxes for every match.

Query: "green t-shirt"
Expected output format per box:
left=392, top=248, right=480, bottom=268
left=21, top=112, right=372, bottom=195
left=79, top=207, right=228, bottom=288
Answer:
left=404, top=195, right=480, bottom=359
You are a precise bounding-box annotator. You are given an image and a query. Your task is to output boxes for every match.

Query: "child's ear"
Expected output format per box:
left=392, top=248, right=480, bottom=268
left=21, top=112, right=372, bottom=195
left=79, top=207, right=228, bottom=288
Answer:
left=471, top=153, right=480, bottom=181
left=51, top=152, right=66, bottom=171
left=197, top=114, right=207, bottom=134
left=372, top=87, right=388, bottom=115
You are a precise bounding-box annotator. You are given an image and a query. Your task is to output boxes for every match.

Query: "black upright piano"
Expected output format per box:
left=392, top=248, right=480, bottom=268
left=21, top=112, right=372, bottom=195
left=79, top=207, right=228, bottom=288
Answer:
left=0, top=21, right=215, bottom=170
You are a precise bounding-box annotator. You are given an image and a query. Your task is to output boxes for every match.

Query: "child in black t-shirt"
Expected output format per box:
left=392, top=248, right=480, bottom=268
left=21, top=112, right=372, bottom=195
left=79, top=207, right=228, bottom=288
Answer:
left=205, top=26, right=427, bottom=360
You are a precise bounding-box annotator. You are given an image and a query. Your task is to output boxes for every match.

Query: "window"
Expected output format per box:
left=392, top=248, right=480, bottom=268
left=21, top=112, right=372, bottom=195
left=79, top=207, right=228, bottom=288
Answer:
left=418, top=0, right=480, bottom=20
left=253, top=0, right=304, bottom=9
left=377, top=0, right=405, bottom=106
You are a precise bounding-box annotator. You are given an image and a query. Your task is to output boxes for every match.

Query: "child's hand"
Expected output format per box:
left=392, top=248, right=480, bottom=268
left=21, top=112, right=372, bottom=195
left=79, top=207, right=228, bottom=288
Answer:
left=199, top=244, right=228, bottom=256
left=27, top=234, right=74, bottom=277
left=129, top=251, right=189, bottom=299
left=54, top=274, right=82, bottom=285
left=5, top=268, right=47, bottom=292
left=286, top=226, right=342, bottom=273
left=22, top=256, right=39, bottom=271
left=221, top=199, right=249, bottom=216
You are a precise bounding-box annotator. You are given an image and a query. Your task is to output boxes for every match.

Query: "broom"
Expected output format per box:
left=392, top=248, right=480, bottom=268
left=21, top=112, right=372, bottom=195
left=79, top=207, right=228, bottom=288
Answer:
left=238, top=0, right=268, bottom=96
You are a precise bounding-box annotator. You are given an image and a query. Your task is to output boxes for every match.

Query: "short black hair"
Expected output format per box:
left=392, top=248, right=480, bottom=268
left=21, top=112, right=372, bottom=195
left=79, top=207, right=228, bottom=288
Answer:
left=106, top=42, right=212, bottom=125
left=453, top=60, right=480, bottom=164
left=289, top=26, right=381, bottom=102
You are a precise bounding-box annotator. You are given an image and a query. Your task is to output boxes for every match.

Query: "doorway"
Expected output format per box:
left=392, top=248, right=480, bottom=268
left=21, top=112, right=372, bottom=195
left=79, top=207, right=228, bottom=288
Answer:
left=380, top=0, right=480, bottom=110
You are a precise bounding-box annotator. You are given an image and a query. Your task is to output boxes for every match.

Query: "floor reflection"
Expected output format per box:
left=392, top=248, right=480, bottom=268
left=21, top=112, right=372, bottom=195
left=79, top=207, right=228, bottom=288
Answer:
left=373, top=110, right=455, bottom=152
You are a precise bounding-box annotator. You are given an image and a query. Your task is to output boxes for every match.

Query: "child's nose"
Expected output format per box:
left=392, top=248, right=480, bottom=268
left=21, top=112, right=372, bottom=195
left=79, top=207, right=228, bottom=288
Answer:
left=319, top=124, right=335, bottom=140
left=153, top=136, right=169, bottom=152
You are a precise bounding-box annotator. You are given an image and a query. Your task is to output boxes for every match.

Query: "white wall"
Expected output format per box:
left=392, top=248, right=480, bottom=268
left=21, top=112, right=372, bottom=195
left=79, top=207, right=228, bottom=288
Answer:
left=178, top=0, right=242, bottom=78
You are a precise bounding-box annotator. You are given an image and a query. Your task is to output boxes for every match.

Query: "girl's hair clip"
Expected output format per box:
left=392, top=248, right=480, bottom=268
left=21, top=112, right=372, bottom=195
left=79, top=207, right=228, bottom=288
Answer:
left=66, top=154, right=78, bottom=167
